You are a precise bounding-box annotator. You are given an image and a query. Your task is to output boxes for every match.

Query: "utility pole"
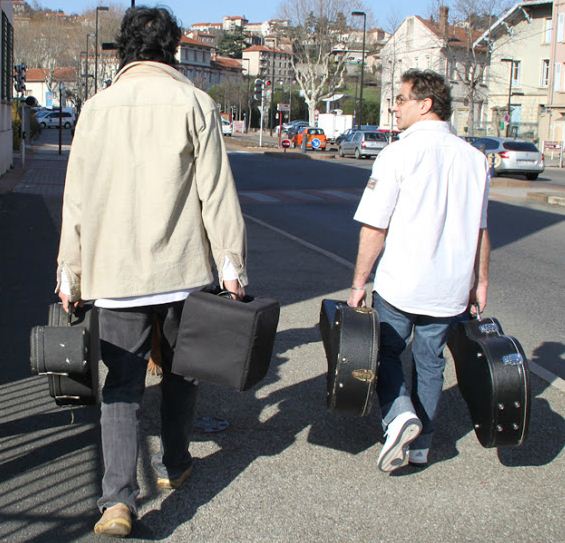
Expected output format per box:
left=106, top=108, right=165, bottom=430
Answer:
left=269, top=49, right=276, bottom=137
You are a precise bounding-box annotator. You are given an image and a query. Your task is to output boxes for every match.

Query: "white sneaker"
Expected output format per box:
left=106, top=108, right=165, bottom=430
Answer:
left=377, top=412, right=422, bottom=473
left=408, top=448, right=429, bottom=467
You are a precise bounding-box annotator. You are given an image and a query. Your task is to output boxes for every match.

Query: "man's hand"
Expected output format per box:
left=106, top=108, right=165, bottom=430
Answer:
left=469, top=282, right=488, bottom=316
left=57, top=291, right=82, bottom=313
left=223, top=279, right=245, bottom=301
left=347, top=287, right=366, bottom=308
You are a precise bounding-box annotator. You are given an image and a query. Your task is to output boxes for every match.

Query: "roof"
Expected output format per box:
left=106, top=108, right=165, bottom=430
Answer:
left=192, top=22, right=222, bottom=28
left=212, top=56, right=243, bottom=70
left=416, top=16, right=483, bottom=49
left=224, top=16, right=247, bottom=21
left=180, top=36, right=213, bottom=48
left=26, top=67, right=77, bottom=82
left=474, top=0, right=553, bottom=46
left=243, top=45, right=290, bottom=55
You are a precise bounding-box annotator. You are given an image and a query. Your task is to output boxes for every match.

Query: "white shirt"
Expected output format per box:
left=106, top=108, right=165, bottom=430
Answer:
left=354, top=120, right=490, bottom=317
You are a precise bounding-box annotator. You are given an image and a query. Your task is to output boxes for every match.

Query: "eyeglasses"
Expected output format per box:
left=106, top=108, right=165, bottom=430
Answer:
left=395, top=95, right=419, bottom=106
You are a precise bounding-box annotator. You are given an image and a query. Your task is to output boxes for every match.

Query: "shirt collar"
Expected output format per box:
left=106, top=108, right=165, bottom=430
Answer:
left=399, top=120, right=453, bottom=140
left=113, top=61, right=193, bottom=86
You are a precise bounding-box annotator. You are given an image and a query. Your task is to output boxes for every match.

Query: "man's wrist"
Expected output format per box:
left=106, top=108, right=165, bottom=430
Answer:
left=351, top=285, right=366, bottom=291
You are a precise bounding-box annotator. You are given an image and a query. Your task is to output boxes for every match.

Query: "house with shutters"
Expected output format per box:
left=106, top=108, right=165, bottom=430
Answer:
left=475, top=0, right=553, bottom=140
left=538, top=0, right=565, bottom=141
left=379, top=6, right=487, bottom=135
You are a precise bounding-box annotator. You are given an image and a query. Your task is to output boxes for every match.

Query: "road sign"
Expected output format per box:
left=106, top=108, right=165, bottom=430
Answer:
left=281, top=139, right=291, bottom=148
left=311, top=137, right=321, bottom=149
left=277, top=103, right=290, bottom=112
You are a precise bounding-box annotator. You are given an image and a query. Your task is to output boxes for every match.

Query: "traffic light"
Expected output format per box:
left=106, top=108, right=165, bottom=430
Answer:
left=254, top=78, right=264, bottom=101
left=14, top=64, right=27, bottom=94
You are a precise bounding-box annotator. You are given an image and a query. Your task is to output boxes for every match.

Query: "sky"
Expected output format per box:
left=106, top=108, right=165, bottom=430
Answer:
left=34, top=1, right=436, bottom=30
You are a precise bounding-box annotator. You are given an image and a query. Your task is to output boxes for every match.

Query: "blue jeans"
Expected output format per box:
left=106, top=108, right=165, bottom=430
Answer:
left=373, top=291, right=464, bottom=450
left=97, top=302, right=198, bottom=515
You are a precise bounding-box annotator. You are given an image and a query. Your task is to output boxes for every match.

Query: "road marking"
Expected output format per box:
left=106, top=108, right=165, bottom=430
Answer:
left=242, top=191, right=280, bottom=202
left=322, top=190, right=362, bottom=201
left=244, top=213, right=565, bottom=392
left=283, top=190, right=324, bottom=202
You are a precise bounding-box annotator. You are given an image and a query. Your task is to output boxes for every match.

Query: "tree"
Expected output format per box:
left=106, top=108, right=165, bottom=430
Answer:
left=448, top=0, right=510, bottom=135
left=276, top=0, right=370, bottom=124
left=217, top=28, right=247, bottom=59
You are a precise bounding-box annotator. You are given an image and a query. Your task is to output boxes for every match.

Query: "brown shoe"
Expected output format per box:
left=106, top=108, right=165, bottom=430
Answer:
left=94, top=503, right=132, bottom=538
left=156, top=464, right=193, bottom=490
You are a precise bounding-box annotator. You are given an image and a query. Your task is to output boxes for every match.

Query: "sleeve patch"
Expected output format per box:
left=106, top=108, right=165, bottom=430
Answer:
left=367, top=178, right=377, bottom=190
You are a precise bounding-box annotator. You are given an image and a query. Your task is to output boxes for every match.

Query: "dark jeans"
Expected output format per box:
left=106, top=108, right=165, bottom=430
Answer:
left=97, top=302, right=198, bottom=515
left=373, top=291, right=464, bottom=450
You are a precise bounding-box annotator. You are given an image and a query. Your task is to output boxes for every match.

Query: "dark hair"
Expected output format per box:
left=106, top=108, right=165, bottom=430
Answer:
left=401, top=69, right=452, bottom=121
left=116, top=7, right=182, bottom=69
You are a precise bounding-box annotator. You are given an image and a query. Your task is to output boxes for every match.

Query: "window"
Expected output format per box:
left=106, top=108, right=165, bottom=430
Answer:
left=541, top=59, right=550, bottom=86
left=544, top=18, right=552, bottom=43
left=503, top=141, right=539, bottom=152
left=511, top=61, right=521, bottom=86
left=1, top=12, right=13, bottom=100
left=554, top=62, right=562, bottom=91
left=558, top=13, right=565, bottom=42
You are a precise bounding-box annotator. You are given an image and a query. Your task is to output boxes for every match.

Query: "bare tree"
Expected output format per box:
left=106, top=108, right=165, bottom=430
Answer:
left=276, top=0, right=368, bottom=124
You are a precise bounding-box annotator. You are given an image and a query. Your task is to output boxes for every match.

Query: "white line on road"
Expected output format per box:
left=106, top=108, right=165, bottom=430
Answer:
left=244, top=213, right=564, bottom=392
left=241, top=192, right=280, bottom=203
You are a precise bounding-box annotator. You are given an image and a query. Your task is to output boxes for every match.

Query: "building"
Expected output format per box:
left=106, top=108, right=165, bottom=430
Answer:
left=380, top=7, right=487, bottom=135
left=539, top=0, right=565, bottom=141
left=475, top=0, right=553, bottom=140
left=242, top=45, right=293, bottom=85
left=0, top=2, right=14, bottom=175
left=24, top=67, right=78, bottom=108
left=176, top=36, right=243, bottom=90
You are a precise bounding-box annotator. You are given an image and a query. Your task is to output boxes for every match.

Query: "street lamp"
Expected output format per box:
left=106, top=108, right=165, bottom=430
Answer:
left=84, top=32, right=95, bottom=100
left=352, top=10, right=367, bottom=129
left=95, top=6, right=110, bottom=94
left=501, top=58, right=515, bottom=137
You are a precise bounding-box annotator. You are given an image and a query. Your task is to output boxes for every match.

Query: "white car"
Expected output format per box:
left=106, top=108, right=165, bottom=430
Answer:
left=221, top=118, right=232, bottom=136
left=39, top=110, right=76, bottom=129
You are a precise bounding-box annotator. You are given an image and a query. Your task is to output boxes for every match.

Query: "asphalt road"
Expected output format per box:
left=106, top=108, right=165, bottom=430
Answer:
left=230, top=151, right=565, bottom=381
left=0, top=134, right=563, bottom=542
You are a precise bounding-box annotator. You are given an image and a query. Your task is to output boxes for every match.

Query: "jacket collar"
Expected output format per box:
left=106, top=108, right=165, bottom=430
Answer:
left=113, top=61, right=193, bottom=86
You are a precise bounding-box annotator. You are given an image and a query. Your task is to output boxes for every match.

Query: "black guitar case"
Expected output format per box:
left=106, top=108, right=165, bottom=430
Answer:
left=319, top=299, right=379, bottom=416
left=448, top=316, right=530, bottom=448
left=30, top=303, right=100, bottom=406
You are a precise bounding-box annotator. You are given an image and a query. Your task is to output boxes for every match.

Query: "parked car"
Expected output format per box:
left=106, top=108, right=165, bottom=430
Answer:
left=335, top=128, right=354, bottom=145
left=39, top=110, right=76, bottom=129
left=338, top=130, right=388, bottom=159
left=286, top=121, right=310, bottom=139
left=470, top=137, right=544, bottom=180
left=293, top=127, right=327, bottom=150
left=221, top=118, right=232, bottom=136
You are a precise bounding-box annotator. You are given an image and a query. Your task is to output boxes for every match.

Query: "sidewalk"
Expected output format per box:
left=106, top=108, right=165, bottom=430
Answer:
left=0, top=143, right=563, bottom=542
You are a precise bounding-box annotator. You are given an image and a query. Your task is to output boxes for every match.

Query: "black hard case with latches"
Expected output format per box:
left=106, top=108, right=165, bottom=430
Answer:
left=30, top=303, right=100, bottom=406
left=448, top=316, right=530, bottom=448
left=319, top=299, right=379, bottom=416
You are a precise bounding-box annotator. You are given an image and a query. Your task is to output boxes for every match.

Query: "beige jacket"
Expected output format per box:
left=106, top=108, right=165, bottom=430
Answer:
left=57, top=61, right=247, bottom=300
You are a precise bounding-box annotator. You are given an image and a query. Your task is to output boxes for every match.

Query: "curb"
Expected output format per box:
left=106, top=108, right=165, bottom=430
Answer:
left=526, top=191, right=565, bottom=207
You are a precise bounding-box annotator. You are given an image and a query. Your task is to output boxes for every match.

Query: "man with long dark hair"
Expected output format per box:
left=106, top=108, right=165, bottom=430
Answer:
left=56, top=7, right=247, bottom=536
left=348, top=69, right=490, bottom=473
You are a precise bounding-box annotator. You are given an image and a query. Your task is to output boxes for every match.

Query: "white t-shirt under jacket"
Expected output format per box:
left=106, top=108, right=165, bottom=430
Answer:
left=354, top=120, right=490, bottom=317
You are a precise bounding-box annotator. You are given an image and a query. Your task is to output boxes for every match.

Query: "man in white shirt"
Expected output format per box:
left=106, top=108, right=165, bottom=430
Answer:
left=348, top=69, right=490, bottom=473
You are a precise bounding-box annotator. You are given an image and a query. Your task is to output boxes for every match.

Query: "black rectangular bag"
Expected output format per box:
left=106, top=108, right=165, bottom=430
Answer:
left=319, top=299, right=379, bottom=416
left=172, top=290, right=280, bottom=391
left=448, top=315, right=530, bottom=448
left=30, top=303, right=100, bottom=406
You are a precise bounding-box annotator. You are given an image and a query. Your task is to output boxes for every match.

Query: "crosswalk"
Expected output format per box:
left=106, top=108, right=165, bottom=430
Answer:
left=14, top=174, right=364, bottom=204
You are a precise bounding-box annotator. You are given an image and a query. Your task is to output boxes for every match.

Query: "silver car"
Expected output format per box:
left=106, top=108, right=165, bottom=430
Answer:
left=338, top=130, right=388, bottom=159
left=471, top=137, right=544, bottom=180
